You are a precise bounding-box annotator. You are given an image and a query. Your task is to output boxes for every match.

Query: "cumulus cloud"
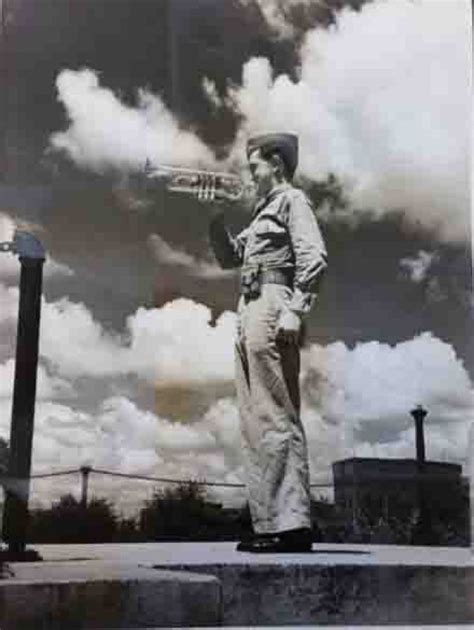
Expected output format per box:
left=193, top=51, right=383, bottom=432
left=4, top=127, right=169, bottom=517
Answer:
left=239, top=0, right=294, bottom=38
left=0, top=212, right=74, bottom=280
left=0, top=213, right=15, bottom=244
left=398, top=248, right=472, bottom=307
left=40, top=297, right=236, bottom=385
left=227, top=0, right=471, bottom=242
left=0, top=394, right=245, bottom=513
left=50, top=68, right=217, bottom=173
left=0, top=212, right=75, bottom=365
left=1, top=278, right=472, bottom=510
left=0, top=214, right=23, bottom=279
left=148, top=233, right=233, bottom=279
left=20, top=328, right=474, bottom=511
left=15, top=290, right=474, bottom=453
left=399, top=250, right=438, bottom=284
left=38, top=299, right=474, bottom=490
left=47, top=2, right=470, bottom=243
left=239, top=0, right=328, bottom=39
left=0, top=284, right=18, bottom=325
left=301, top=332, right=474, bottom=452
left=44, top=259, right=75, bottom=279
left=202, top=77, right=224, bottom=111
left=0, top=359, right=74, bottom=402
left=356, top=419, right=471, bottom=466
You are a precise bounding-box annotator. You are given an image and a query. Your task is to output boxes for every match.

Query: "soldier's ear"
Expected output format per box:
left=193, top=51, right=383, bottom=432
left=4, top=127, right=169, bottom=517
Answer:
left=269, top=153, right=285, bottom=180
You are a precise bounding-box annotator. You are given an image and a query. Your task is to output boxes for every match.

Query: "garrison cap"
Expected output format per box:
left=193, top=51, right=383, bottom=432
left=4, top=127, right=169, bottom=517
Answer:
left=246, top=133, right=298, bottom=178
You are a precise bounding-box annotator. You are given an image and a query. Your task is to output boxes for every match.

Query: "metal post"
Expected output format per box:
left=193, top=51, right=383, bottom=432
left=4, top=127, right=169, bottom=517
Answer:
left=80, top=466, right=91, bottom=509
left=1, top=231, right=45, bottom=557
left=411, top=404, right=427, bottom=464
left=469, top=421, right=474, bottom=553
left=410, top=405, right=431, bottom=544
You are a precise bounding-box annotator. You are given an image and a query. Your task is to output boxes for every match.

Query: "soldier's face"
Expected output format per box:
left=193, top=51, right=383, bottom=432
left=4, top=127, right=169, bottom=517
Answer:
left=248, top=149, right=274, bottom=198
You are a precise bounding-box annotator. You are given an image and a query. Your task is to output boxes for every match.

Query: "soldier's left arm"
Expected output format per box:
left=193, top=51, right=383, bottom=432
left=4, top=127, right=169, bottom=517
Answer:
left=286, top=190, right=328, bottom=316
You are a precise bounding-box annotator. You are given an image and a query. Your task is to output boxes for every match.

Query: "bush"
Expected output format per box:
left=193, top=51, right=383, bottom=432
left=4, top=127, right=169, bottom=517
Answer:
left=28, top=494, right=118, bottom=543
left=139, top=482, right=250, bottom=541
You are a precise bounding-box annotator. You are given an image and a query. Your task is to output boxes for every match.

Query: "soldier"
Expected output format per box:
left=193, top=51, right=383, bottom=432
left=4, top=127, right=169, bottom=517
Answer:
left=209, top=133, right=328, bottom=552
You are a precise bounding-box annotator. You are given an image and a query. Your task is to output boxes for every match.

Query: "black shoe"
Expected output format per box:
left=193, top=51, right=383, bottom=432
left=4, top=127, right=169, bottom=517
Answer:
left=236, top=533, right=271, bottom=552
left=236, top=538, right=254, bottom=552
left=239, top=529, right=313, bottom=553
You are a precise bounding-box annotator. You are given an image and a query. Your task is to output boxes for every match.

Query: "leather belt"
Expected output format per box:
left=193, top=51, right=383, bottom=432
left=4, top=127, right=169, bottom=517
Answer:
left=260, top=268, right=293, bottom=287
left=240, top=266, right=293, bottom=302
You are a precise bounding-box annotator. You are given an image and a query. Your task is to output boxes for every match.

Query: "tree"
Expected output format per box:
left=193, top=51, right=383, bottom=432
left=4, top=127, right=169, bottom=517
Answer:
left=139, top=482, right=236, bottom=541
left=28, top=494, right=118, bottom=543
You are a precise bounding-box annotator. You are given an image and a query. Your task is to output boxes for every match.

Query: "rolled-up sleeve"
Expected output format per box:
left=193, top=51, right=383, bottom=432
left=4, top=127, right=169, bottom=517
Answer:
left=209, top=213, right=248, bottom=269
left=286, top=191, right=328, bottom=315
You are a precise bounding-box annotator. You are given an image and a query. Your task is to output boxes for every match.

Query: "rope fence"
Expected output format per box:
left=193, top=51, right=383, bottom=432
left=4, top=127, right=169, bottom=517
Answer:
left=6, top=466, right=466, bottom=488
left=10, top=468, right=335, bottom=516
left=21, top=467, right=334, bottom=489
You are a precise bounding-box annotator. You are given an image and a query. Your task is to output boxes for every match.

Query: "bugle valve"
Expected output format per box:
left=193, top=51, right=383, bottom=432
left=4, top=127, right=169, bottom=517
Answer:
left=145, top=164, right=248, bottom=202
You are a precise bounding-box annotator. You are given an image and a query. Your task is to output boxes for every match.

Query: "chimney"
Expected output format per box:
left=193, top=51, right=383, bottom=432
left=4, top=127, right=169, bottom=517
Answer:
left=410, top=405, right=427, bottom=464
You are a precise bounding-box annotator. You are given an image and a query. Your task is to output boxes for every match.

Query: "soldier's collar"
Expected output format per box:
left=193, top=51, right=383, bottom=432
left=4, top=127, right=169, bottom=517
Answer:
left=252, top=183, right=292, bottom=217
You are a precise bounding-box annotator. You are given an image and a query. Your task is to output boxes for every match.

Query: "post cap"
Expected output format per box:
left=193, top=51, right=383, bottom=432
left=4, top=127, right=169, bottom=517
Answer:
left=13, top=231, right=46, bottom=261
left=410, top=404, right=428, bottom=420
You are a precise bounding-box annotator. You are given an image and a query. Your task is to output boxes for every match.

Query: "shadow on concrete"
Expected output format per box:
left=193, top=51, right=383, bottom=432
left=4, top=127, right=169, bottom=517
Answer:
left=311, top=548, right=371, bottom=555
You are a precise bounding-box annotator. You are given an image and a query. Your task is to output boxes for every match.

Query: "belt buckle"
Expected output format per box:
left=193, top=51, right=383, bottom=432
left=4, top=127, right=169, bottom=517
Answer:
left=241, top=265, right=261, bottom=301
left=261, top=267, right=291, bottom=288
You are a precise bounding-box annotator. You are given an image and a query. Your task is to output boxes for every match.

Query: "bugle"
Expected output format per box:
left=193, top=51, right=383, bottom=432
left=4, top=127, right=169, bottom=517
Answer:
left=145, top=164, right=248, bottom=201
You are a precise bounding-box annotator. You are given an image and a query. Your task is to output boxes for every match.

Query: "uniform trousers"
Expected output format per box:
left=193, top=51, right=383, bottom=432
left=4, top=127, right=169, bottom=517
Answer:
left=235, top=283, right=311, bottom=534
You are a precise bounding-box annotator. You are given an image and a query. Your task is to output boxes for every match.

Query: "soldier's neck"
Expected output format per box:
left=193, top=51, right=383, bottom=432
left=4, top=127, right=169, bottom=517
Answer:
left=252, top=181, right=292, bottom=217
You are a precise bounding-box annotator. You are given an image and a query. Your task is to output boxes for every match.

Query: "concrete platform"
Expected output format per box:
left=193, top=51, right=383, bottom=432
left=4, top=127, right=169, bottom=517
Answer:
left=34, top=541, right=474, bottom=567
left=0, top=559, right=220, bottom=629
left=28, top=542, right=474, bottom=627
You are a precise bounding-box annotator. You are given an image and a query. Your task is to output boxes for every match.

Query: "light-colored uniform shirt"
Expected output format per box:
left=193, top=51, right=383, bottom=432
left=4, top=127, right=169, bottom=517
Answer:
left=210, top=183, right=328, bottom=315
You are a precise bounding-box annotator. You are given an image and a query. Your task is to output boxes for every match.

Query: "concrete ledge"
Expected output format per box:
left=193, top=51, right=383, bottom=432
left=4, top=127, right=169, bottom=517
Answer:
left=0, top=561, right=221, bottom=629
left=147, top=543, right=474, bottom=626
left=32, top=543, right=474, bottom=627
left=162, top=562, right=474, bottom=626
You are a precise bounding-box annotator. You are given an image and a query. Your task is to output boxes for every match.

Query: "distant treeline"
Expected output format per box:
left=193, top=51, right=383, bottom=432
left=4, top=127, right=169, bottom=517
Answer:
left=20, top=480, right=470, bottom=547
left=26, top=483, right=250, bottom=544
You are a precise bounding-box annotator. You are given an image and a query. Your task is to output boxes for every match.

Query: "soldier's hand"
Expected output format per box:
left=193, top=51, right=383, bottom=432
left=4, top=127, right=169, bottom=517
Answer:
left=276, top=310, right=302, bottom=345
